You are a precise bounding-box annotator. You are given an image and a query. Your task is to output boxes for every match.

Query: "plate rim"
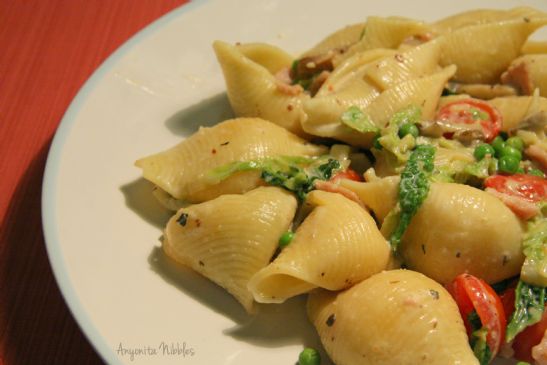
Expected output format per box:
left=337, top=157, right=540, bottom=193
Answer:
left=40, top=1, right=207, bottom=363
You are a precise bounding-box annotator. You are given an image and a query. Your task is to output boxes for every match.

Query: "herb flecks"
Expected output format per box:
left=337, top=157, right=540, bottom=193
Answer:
left=177, top=213, right=189, bottom=226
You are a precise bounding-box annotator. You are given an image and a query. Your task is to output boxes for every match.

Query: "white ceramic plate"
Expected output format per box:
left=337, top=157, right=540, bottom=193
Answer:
left=42, top=0, right=547, bottom=364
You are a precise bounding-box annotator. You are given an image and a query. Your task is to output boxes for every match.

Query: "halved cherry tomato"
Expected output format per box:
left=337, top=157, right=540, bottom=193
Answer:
left=436, top=99, right=502, bottom=142
left=449, top=274, right=507, bottom=359
left=513, top=306, right=547, bottom=363
left=484, top=174, right=547, bottom=203
left=330, top=168, right=363, bottom=182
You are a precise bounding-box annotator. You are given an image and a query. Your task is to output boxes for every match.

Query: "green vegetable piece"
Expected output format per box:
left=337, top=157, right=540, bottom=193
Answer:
left=499, top=145, right=522, bottom=161
left=529, top=168, right=545, bottom=177
left=491, top=136, right=505, bottom=157
left=398, top=123, right=419, bottom=138
left=470, top=107, right=489, bottom=121
left=521, top=219, right=547, bottom=286
left=516, top=362, right=532, bottom=365
left=498, top=155, right=520, bottom=174
left=299, top=348, right=321, bottom=365
left=340, top=106, right=379, bottom=133
left=278, top=231, right=294, bottom=248
left=506, top=280, right=546, bottom=342
left=389, top=144, right=436, bottom=252
left=391, top=104, right=422, bottom=126
left=207, top=155, right=341, bottom=201
left=372, top=133, right=383, bottom=150
left=506, top=136, right=525, bottom=151
left=473, top=144, right=495, bottom=161
left=470, top=327, right=492, bottom=365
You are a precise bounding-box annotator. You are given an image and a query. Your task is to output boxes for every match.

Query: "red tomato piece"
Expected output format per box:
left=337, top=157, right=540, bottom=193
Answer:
left=450, top=274, right=507, bottom=359
left=436, top=99, right=502, bottom=142
left=330, top=168, right=363, bottom=182
left=513, top=306, right=547, bottom=363
left=484, top=174, right=547, bottom=203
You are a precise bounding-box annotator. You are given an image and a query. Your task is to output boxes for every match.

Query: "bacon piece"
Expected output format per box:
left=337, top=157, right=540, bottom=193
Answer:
left=314, top=180, right=365, bottom=208
left=526, top=144, right=547, bottom=173
left=308, top=70, right=330, bottom=96
left=533, top=330, right=547, bottom=365
left=291, top=52, right=334, bottom=80
left=501, top=61, right=534, bottom=95
left=485, top=187, right=540, bottom=220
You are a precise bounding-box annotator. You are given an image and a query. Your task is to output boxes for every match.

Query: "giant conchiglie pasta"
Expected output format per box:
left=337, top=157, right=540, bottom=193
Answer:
left=135, top=118, right=326, bottom=203
left=337, top=16, right=432, bottom=65
left=300, top=22, right=366, bottom=60
left=213, top=41, right=308, bottom=136
left=307, top=270, right=479, bottom=365
left=248, top=190, right=390, bottom=303
left=438, top=17, right=547, bottom=83
left=163, top=187, right=297, bottom=313
left=490, top=95, right=547, bottom=131
left=365, top=65, right=456, bottom=126
left=502, top=54, right=547, bottom=97
left=432, top=6, right=545, bottom=33
left=400, top=182, right=524, bottom=284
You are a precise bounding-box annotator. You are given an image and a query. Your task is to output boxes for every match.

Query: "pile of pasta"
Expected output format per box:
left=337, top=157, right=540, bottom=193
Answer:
left=136, top=7, right=547, bottom=365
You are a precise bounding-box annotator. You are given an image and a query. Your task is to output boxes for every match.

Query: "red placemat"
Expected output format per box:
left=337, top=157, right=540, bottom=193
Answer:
left=0, top=1, right=188, bottom=363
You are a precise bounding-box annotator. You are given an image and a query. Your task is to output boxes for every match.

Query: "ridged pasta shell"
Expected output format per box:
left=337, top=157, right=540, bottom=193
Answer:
left=135, top=118, right=326, bottom=202
left=337, top=16, right=432, bottom=65
left=490, top=95, right=547, bottom=131
left=433, top=6, right=546, bottom=33
left=213, top=41, right=308, bottom=135
left=163, top=187, right=297, bottom=313
left=438, top=17, right=547, bottom=83
left=365, top=40, right=441, bottom=91
left=401, top=183, right=524, bottom=284
left=248, top=190, right=390, bottom=303
left=340, top=176, right=399, bottom=223
left=365, top=65, right=456, bottom=127
left=301, top=22, right=366, bottom=59
left=307, top=270, right=478, bottom=365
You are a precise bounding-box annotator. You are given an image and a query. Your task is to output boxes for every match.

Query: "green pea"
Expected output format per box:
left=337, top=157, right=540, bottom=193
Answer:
left=473, top=144, right=495, bottom=161
left=499, top=145, right=522, bottom=161
left=506, top=136, right=524, bottom=151
left=491, top=136, right=505, bottom=157
left=528, top=168, right=545, bottom=177
left=498, top=155, right=520, bottom=174
left=398, top=123, right=419, bottom=138
left=299, top=348, right=321, bottom=365
left=278, top=231, right=294, bottom=248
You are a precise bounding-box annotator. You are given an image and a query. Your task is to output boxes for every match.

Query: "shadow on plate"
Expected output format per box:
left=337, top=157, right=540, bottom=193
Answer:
left=148, top=246, right=248, bottom=323
left=148, top=247, right=333, bottom=363
left=120, top=177, right=172, bottom=229
left=164, top=92, right=234, bottom=137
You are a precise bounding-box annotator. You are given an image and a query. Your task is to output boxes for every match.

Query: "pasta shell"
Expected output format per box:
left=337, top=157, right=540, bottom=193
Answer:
left=365, top=65, right=456, bottom=127
left=438, top=17, right=547, bottom=83
left=365, top=39, right=442, bottom=91
left=248, top=190, right=390, bottom=303
left=433, top=6, right=546, bottom=33
left=307, top=270, right=478, bottom=365
left=213, top=41, right=308, bottom=135
left=135, top=118, right=326, bottom=203
left=163, top=187, right=297, bottom=313
left=337, top=16, right=432, bottom=65
left=301, top=22, right=366, bottom=59
left=401, top=183, right=524, bottom=284
left=490, top=95, right=547, bottom=131
left=339, top=176, right=399, bottom=223
left=502, top=54, right=547, bottom=97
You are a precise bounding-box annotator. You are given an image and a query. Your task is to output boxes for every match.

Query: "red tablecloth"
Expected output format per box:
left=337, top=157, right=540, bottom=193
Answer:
left=0, top=1, right=188, bottom=363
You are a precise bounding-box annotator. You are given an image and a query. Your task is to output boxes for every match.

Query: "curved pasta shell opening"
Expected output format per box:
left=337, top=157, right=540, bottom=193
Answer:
left=248, top=190, right=390, bottom=304
left=163, top=187, right=297, bottom=313
left=213, top=41, right=309, bottom=136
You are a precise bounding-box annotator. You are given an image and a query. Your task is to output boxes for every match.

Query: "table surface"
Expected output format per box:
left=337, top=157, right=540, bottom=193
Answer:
left=0, top=1, right=189, bottom=363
